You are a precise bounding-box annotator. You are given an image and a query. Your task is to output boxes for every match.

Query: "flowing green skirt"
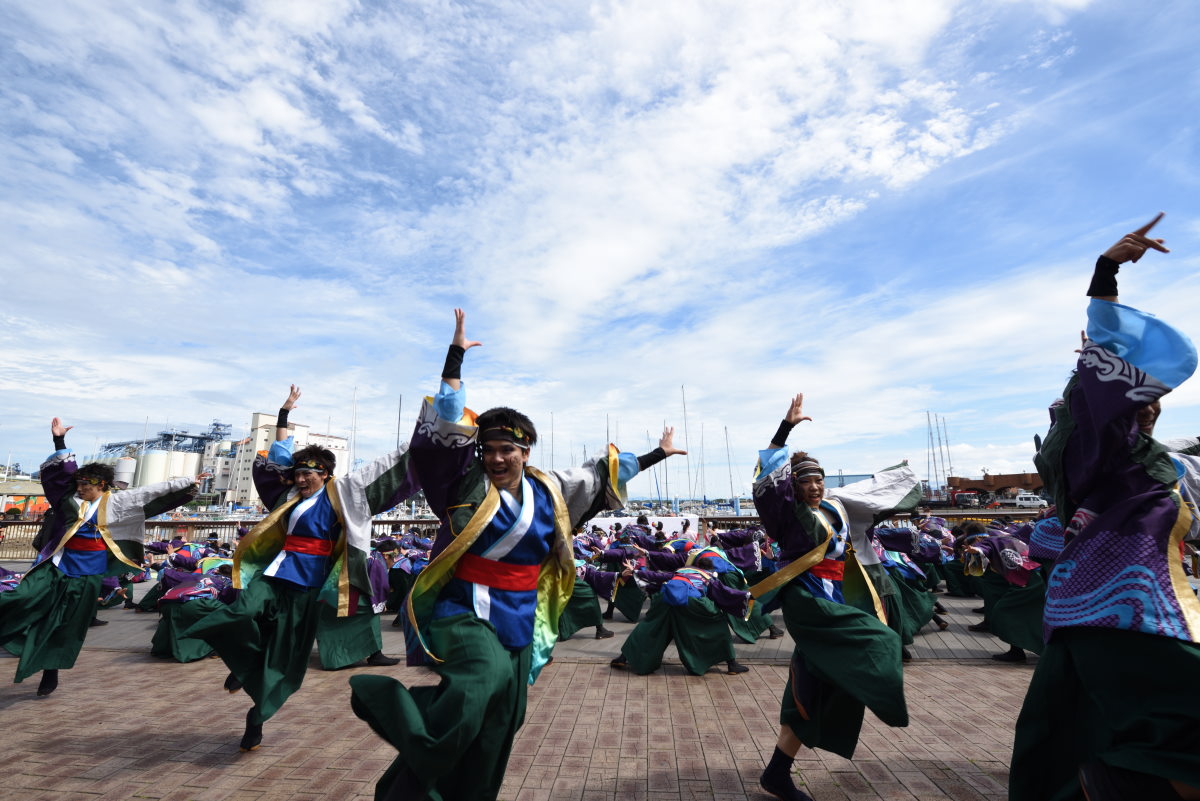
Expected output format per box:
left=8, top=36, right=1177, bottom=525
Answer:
left=151, top=600, right=221, bottom=662
left=612, top=579, right=646, bottom=622
left=350, top=613, right=531, bottom=801
left=317, top=596, right=383, bottom=670
left=777, top=582, right=908, bottom=760
left=621, top=594, right=735, bottom=675
left=940, top=558, right=972, bottom=596
left=557, top=577, right=602, bottom=641
left=183, top=576, right=321, bottom=721
left=0, top=566, right=102, bottom=682
left=986, top=571, right=1046, bottom=655
left=1010, top=627, right=1200, bottom=800
left=893, top=573, right=936, bottom=642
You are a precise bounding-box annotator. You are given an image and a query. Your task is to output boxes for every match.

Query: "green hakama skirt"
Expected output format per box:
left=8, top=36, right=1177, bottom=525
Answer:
left=621, top=594, right=735, bottom=675
left=893, top=574, right=936, bottom=642
left=350, top=613, right=531, bottom=801
left=317, top=596, right=383, bottom=670
left=940, top=558, right=972, bottom=596
left=612, top=579, right=646, bottom=622
left=777, top=582, right=908, bottom=760
left=1010, top=627, right=1200, bottom=800
left=151, top=600, right=221, bottom=662
left=986, top=570, right=1046, bottom=656
left=557, top=577, right=603, bottom=641
left=183, top=576, right=321, bottom=722
left=0, top=566, right=102, bottom=682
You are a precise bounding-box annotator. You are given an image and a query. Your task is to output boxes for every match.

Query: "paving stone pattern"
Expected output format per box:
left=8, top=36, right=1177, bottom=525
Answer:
left=0, top=583, right=1030, bottom=801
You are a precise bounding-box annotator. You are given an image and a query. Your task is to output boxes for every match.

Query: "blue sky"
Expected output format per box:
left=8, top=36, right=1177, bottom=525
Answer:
left=4, top=0, right=1200, bottom=501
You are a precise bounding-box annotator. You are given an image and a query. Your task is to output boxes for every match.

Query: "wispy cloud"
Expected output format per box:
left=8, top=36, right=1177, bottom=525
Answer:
left=3, top=0, right=1200, bottom=500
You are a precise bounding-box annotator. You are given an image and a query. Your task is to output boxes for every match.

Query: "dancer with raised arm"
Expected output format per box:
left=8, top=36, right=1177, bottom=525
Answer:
left=350, top=309, right=686, bottom=801
left=751, top=394, right=916, bottom=801
left=185, top=386, right=418, bottom=752
left=1010, top=214, right=1200, bottom=801
left=0, top=418, right=200, bottom=695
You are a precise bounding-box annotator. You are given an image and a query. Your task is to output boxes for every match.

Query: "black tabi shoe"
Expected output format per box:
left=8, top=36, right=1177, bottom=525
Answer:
left=601, top=609, right=614, bottom=620
left=239, top=709, right=263, bottom=752
left=609, top=655, right=628, bottom=670
left=767, top=625, right=785, bottom=639
left=224, top=672, right=243, bottom=694
left=967, top=621, right=990, bottom=633
left=971, top=606, right=986, bottom=614
left=726, top=660, right=749, bottom=674
left=595, top=627, right=615, bottom=639
left=901, top=647, right=913, bottom=663
left=991, top=647, right=1027, bottom=663
left=933, top=602, right=947, bottom=614
left=760, top=748, right=815, bottom=801
left=89, top=617, right=108, bottom=627
left=366, top=651, right=401, bottom=667
left=36, top=669, right=59, bottom=697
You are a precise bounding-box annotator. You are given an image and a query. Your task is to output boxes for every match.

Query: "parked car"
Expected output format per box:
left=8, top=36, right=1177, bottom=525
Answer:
left=1012, top=494, right=1048, bottom=509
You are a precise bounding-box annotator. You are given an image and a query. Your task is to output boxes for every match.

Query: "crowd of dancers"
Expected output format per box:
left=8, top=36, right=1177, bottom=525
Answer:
left=3, top=217, right=1200, bottom=800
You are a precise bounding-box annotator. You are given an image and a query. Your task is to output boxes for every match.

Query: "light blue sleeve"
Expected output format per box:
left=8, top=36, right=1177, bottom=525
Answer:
left=433, top=380, right=465, bottom=422
left=616, top=452, right=639, bottom=483
left=1087, top=298, right=1198, bottom=389
left=756, top=448, right=788, bottom=478
left=268, top=436, right=295, bottom=467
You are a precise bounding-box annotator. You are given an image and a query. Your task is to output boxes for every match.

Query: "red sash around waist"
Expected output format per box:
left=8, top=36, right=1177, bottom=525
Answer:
left=65, top=535, right=106, bottom=552
left=454, top=552, right=540, bottom=591
left=808, top=559, right=845, bottom=581
left=283, top=535, right=334, bottom=556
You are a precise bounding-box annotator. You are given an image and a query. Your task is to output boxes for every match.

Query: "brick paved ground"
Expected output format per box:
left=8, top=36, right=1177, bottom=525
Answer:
left=1, top=582, right=1031, bottom=801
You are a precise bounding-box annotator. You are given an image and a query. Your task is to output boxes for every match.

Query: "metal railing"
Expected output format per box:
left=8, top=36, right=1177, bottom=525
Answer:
left=0, top=518, right=443, bottom=561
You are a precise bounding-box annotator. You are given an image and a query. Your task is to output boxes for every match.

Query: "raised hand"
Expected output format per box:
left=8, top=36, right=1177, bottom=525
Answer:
left=1102, top=212, right=1169, bottom=265
left=453, top=308, right=482, bottom=351
left=282, top=385, right=301, bottom=410
left=51, top=417, right=73, bottom=438
left=658, top=425, right=688, bottom=457
left=784, top=394, right=812, bottom=425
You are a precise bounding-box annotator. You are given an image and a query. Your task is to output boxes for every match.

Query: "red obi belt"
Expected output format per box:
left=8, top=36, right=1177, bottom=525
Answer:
left=808, top=559, right=845, bottom=581
left=65, top=535, right=106, bottom=552
left=454, top=552, right=539, bottom=591
left=283, top=536, right=334, bottom=557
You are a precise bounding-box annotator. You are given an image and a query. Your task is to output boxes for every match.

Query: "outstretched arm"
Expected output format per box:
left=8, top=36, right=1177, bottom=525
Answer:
left=442, top=308, right=482, bottom=392
left=276, top=385, right=301, bottom=442
left=636, top=425, right=688, bottom=471
left=1088, top=212, right=1169, bottom=303
left=766, top=393, right=810, bottom=450
left=51, top=417, right=74, bottom=451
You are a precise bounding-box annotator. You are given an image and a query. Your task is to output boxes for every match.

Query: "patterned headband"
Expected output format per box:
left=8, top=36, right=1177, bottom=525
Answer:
left=792, top=458, right=824, bottom=479
left=480, top=425, right=531, bottom=449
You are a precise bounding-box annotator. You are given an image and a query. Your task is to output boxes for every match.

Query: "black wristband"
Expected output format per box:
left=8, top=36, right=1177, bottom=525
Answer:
left=636, top=447, right=667, bottom=471
left=53, top=434, right=67, bottom=451
left=442, top=344, right=466, bottom=380
left=1086, top=256, right=1120, bottom=298
left=276, top=408, right=290, bottom=430
left=770, top=419, right=796, bottom=448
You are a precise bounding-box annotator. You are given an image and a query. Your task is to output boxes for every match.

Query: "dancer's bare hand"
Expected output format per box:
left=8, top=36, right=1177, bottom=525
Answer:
left=659, top=426, right=687, bottom=456
left=784, top=394, right=812, bottom=425
left=282, top=385, right=301, bottom=410
left=1102, top=212, right=1169, bottom=264
left=452, top=308, right=482, bottom=351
